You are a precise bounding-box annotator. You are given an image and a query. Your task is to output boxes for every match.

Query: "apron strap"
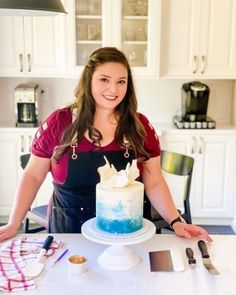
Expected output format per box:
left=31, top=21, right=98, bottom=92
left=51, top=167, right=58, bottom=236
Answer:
left=70, top=107, right=131, bottom=158
left=71, top=108, right=78, bottom=144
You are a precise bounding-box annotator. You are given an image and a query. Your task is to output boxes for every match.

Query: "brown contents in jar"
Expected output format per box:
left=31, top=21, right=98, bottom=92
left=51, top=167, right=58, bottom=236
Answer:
left=69, top=255, right=87, bottom=264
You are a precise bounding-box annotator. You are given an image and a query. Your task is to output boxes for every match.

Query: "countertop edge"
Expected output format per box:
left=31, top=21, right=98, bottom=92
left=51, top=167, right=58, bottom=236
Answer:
left=0, top=124, right=236, bottom=135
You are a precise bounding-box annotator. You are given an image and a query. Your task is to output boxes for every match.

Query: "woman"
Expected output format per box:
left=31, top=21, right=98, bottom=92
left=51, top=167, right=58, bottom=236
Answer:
left=0, top=47, right=211, bottom=241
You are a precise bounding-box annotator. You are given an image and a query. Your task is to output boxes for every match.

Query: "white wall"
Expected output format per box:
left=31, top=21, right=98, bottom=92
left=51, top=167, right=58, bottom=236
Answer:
left=135, top=79, right=234, bottom=126
left=0, top=77, right=234, bottom=127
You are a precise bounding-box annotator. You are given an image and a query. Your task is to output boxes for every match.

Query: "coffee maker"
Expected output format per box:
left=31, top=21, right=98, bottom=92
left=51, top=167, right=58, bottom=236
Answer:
left=173, top=81, right=215, bottom=129
left=15, top=83, right=39, bottom=127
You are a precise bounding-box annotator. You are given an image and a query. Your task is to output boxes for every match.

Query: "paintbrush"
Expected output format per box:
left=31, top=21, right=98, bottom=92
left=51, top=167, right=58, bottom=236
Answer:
left=51, top=248, right=69, bottom=267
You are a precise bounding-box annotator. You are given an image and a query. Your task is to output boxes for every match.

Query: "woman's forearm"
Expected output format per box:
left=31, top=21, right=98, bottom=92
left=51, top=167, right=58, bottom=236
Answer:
left=142, top=157, right=180, bottom=225
left=147, top=179, right=180, bottom=224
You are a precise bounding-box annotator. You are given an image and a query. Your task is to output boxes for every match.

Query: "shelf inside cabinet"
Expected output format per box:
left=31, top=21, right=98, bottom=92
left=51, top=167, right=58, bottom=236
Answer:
left=76, top=15, right=102, bottom=20
left=76, top=41, right=102, bottom=45
left=123, top=16, right=148, bottom=20
left=123, top=41, right=147, bottom=45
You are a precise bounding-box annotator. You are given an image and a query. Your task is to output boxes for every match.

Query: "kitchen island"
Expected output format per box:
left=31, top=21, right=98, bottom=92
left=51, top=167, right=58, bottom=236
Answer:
left=0, top=233, right=235, bottom=295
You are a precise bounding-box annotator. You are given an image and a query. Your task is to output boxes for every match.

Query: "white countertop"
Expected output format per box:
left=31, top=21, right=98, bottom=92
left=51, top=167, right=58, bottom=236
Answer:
left=0, top=127, right=38, bottom=133
left=4, top=233, right=235, bottom=295
left=151, top=122, right=236, bottom=135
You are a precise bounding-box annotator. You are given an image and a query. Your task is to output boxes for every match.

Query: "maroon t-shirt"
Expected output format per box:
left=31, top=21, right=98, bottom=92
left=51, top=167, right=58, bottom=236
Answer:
left=31, top=107, right=160, bottom=184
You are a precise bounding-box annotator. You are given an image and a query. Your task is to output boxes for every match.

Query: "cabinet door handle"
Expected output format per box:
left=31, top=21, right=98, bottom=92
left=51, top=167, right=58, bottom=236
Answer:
left=27, top=53, right=31, bottom=72
left=20, top=135, right=24, bottom=153
left=191, top=136, right=197, bottom=154
left=192, top=55, right=198, bottom=74
left=19, top=54, right=23, bottom=72
left=199, top=137, right=204, bottom=154
left=200, top=55, right=206, bottom=74
left=28, top=135, right=33, bottom=152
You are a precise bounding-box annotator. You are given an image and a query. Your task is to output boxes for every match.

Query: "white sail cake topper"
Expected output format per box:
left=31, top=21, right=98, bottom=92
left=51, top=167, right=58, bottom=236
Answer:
left=97, top=156, right=139, bottom=188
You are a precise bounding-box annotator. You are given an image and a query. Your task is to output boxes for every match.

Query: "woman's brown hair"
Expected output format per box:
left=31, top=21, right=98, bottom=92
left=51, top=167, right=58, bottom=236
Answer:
left=53, top=47, right=149, bottom=161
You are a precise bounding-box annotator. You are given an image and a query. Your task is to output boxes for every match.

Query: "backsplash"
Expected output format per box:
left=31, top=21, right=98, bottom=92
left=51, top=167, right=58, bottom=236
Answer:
left=0, top=77, right=234, bottom=127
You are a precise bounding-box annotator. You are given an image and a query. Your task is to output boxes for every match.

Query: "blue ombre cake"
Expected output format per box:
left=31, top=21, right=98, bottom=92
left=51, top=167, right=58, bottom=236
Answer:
left=96, top=181, right=144, bottom=234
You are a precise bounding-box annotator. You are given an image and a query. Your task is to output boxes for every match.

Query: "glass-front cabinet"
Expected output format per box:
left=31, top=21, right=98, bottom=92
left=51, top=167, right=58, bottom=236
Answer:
left=121, top=0, right=148, bottom=67
left=75, top=0, right=102, bottom=65
left=66, top=0, right=161, bottom=78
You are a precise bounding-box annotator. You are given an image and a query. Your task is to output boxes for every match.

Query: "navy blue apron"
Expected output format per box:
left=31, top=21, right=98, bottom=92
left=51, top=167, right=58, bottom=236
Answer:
left=48, top=149, right=151, bottom=233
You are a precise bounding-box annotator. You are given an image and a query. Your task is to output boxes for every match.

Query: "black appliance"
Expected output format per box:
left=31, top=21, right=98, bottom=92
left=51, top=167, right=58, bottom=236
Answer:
left=173, top=81, right=216, bottom=129
left=15, top=83, right=39, bottom=127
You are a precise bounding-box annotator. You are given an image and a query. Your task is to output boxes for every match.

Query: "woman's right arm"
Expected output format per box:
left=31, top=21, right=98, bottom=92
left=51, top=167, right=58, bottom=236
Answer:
left=0, top=154, right=51, bottom=242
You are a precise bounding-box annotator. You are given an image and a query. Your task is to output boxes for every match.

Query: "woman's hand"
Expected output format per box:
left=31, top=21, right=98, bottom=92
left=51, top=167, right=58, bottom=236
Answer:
left=172, top=222, right=213, bottom=242
left=0, top=223, right=19, bottom=242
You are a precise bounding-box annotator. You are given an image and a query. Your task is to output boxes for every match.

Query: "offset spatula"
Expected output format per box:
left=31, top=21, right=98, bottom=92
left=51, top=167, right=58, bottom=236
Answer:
left=198, top=240, right=219, bottom=275
left=23, top=235, right=54, bottom=278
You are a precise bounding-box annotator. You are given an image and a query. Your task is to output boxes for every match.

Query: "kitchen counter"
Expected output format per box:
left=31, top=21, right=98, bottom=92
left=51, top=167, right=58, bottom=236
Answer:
left=2, top=233, right=235, bottom=295
left=151, top=122, right=236, bottom=134
left=0, top=127, right=38, bottom=133
left=1, top=124, right=236, bottom=135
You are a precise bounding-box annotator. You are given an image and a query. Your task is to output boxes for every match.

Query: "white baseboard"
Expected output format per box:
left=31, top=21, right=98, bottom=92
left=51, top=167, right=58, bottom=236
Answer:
left=191, top=217, right=234, bottom=226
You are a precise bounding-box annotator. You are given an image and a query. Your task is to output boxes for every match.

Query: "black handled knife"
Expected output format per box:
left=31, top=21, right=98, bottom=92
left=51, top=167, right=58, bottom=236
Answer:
left=198, top=240, right=219, bottom=275
left=186, top=248, right=196, bottom=268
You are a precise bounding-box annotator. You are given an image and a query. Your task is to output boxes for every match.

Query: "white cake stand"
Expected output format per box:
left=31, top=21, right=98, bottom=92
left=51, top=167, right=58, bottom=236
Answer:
left=81, top=218, right=156, bottom=270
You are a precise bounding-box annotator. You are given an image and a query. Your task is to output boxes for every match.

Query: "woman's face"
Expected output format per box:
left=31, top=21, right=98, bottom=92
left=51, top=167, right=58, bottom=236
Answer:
left=91, top=62, right=128, bottom=111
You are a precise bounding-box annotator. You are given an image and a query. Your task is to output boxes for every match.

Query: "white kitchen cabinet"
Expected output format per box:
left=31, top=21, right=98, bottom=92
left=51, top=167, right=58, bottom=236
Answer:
left=160, top=131, right=236, bottom=222
left=0, top=133, right=21, bottom=218
left=66, top=0, right=160, bottom=78
left=160, top=0, right=236, bottom=78
left=0, top=13, right=66, bottom=77
left=0, top=129, right=53, bottom=221
left=0, top=130, right=34, bottom=218
left=18, top=129, right=53, bottom=208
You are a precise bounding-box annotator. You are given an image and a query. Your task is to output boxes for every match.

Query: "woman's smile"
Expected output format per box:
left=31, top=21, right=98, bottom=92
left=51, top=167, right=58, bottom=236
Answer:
left=103, top=95, right=117, bottom=101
